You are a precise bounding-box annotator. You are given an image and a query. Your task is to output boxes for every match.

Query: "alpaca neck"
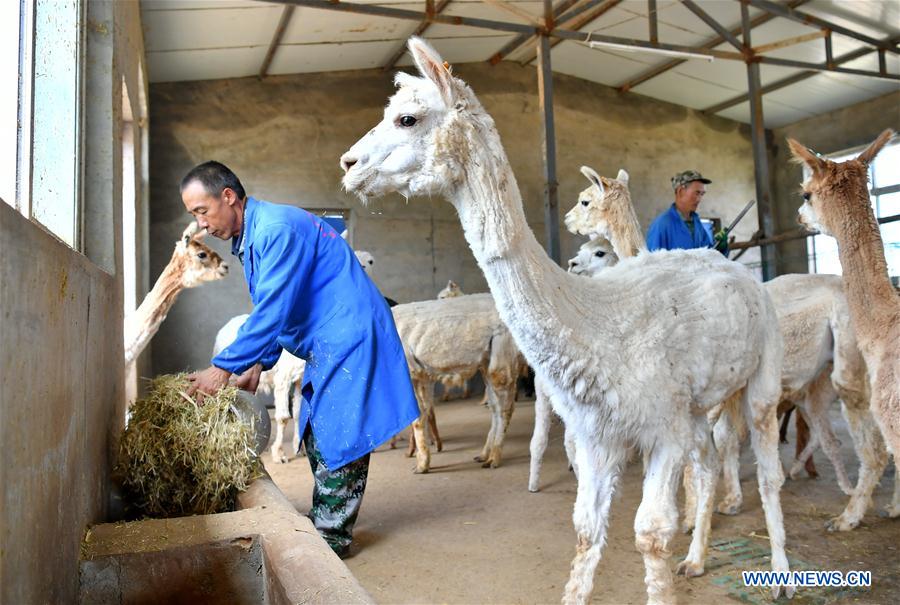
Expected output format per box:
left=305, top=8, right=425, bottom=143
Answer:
left=609, top=205, right=646, bottom=259
left=124, top=253, right=186, bottom=365
left=829, top=186, right=897, bottom=350
left=445, top=116, right=608, bottom=373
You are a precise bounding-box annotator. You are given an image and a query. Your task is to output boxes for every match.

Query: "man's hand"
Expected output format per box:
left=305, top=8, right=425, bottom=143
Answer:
left=186, top=366, right=232, bottom=404
left=713, top=229, right=729, bottom=252
left=234, top=364, right=263, bottom=394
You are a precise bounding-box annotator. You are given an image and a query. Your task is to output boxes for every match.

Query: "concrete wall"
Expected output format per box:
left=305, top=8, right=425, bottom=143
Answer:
left=769, top=91, right=900, bottom=275
left=149, top=63, right=762, bottom=375
left=0, top=2, right=146, bottom=602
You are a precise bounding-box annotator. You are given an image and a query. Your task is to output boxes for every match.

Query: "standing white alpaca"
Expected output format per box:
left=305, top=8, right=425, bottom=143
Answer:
left=124, top=222, right=228, bottom=365
left=341, top=38, right=792, bottom=604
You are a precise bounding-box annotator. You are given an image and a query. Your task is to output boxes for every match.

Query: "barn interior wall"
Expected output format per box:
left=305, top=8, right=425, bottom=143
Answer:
left=770, top=90, right=900, bottom=275
left=0, top=2, right=146, bottom=602
left=149, top=62, right=763, bottom=375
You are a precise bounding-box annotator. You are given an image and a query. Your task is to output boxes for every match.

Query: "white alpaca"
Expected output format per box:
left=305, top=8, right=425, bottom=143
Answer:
left=568, top=166, right=894, bottom=536
left=391, top=293, right=524, bottom=473
left=214, top=314, right=305, bottom=465
left=566, top=236, right=618, bottom=276
left=437, top=279, right=464, bottom=299
left=341, top=38, right=792, bottom=604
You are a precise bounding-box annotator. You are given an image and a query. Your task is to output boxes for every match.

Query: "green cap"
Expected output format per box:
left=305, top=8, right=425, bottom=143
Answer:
left=671, top=170, right=712, bottom=191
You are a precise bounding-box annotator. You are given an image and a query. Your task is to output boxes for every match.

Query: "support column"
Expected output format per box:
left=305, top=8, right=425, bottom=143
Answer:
left=742, top=1, right=776, bottom=280
left=537, top=19, right=560, bottom=264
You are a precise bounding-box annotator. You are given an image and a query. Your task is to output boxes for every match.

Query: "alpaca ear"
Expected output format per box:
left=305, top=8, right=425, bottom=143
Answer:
left=408, top=37, right=456, bottom=107
left=182, top=221, right=200, bottom=245
left=787, top=138, right=826, bottom=174
left=448, top=280, right=456, bottom=288
left=580, top=166, right=604, bottom=195
left=857, top=129, right=895, bottom=166
left=616, top=169, right=629, bottom=185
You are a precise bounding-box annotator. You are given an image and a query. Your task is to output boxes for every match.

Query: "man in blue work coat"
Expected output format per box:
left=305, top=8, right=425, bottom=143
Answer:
left=183, top=161, right=418, bottom=557
left=646, top=170, right=728, bottom=255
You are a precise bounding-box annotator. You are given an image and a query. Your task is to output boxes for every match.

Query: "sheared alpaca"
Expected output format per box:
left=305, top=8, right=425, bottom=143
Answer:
left=437, top=279, right=464, bottom=299
left=340, top=38, right=791, bottom=604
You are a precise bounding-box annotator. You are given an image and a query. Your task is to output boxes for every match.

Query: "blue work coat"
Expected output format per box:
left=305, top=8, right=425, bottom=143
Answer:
left=646, top=203, right=727, bottom=255
left=213, top=198, right=418, bottom=469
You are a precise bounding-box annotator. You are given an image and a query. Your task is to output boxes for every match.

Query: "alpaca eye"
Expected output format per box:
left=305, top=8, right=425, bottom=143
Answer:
left=197, top=252, right=208, bottom=260
left=399, top=115, right=417, bottom=127
left=595, top=251, right=605, bottom=258
left=802, top=192, right=811, bottom=202
left=580, top=200, right=589, bottom=207
left=368, top=260, right=374, bottom=265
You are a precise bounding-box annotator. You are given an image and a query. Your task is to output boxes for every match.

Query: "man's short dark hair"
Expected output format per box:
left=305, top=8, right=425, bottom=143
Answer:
left=181, top=161, right=246, bottom=200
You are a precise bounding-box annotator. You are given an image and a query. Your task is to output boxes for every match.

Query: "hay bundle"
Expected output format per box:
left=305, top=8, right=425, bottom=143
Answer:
left=116, top=374, right=262, bottom=518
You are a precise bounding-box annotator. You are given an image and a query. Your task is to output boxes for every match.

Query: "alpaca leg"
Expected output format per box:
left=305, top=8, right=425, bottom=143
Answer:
left=428, top=405, right=443, bottom=451
left=795, top=412, right=818, bottom=477
left=827, top=402, right=889, bottom=530
left=677, top=424, right=720, bottom=578
left=681, top=463, right=696, bottom=534
left=479, top=380, right=515, bottom=468
left=475, top=380, right=497, bottom=464
left=291, top=380, right=302, bottom=456
left=563, top=423, right=578, bottom=477
left=270, top=379, right=292, bottom=464
left=789, top=413, right=820, bottom=480
left=562, top=437, right=625, bottom=605
left=746, top=398, right=793, bottom=599
left=797, top=374, right=851, bottom=494
left=529, top=380, right=552, bottom=492
left=411, top=381, right=433, bottom=473
left=778, top=403, right=794, bottom=443
left=714, top=412, right=743, bottom=515
left=634, top=439, right=684, bottom=604
left=885, top=461, right=900, bottom=518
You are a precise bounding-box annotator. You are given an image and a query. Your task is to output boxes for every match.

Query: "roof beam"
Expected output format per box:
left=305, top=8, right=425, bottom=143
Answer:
left=647, top=0, right=657, bottom=44
left=382, top=0, right=451, bottom=70
left=752, top=30, right=827, bottom=54
left=483, top=0, right=544, bottom=27
left=703, top=34, right=900, bottom=114
left=259, top=5, right=295, bottom=78
left=618, top=0, right=809, bottom=93
left=523, top=0, right=623, bottom=65
left=681, top=0, right=744, bottom=52
left=745, top=0, right=900, bottom=54
left=489, top=0, right=603, bottom=65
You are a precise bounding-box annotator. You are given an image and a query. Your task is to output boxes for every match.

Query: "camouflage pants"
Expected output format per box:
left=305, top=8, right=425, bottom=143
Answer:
left=301, top=423, right=370, bottom=556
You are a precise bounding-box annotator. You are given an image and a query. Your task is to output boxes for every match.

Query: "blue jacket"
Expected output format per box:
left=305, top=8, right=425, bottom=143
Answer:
left=213, top=198, right=418, bottom=469
left=646, top=203, right=727, bottom=255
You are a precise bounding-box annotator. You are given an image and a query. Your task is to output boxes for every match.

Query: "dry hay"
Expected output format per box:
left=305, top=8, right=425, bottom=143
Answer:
left=116, top=374, right=262, bottom=518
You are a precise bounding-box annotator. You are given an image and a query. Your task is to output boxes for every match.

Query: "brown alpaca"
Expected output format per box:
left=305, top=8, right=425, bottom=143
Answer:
left=124, top=222, right=228, bottom=365
left=789, top=129, right=900, bottom=457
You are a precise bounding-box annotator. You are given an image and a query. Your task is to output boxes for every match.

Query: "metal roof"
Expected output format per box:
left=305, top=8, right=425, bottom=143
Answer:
left=140, top=0, right=899, bottom=128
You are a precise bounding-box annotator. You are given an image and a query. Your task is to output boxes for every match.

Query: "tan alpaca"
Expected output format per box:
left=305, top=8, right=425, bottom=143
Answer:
left=124, top=222, right=228, bottom=365
left=790, top=129, right=900, bottom=458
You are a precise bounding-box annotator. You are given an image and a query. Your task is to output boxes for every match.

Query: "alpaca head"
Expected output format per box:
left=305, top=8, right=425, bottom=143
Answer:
left=340, top=229, right=377, bottom=275
left=341, top=37, right=485, bottom=202
left=788, top=129, right=895, bottom=235
left=437, top=279, right=464, bottom=299
left=567, top=237, right=619, bottom=277
left=176, top=221, right=229, bottom=287
left=565, top=167, right=631, bottom=239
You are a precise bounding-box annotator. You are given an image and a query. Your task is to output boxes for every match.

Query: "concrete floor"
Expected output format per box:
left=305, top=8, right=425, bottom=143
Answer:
left=265, top=396, right=899, bottom=604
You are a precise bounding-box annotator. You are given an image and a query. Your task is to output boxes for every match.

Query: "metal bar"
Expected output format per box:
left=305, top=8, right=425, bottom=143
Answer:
left=383, top=0, right=451, bottom=70
left=531, top=0, right=623, bottom=63
left=873, top=183, right=900, bottom=196
left=537, top=26, right=560, bottom=265
left=618, top=0, right=809, bottom=93
left=273, top=0, right=536, bottom=34
left=824, top=30, right=833, bottom=67
left=731, top=213, right=900, bottom=251
left=879, top=213, right=900, bottom=225
left=551, top=28, right=745, bottom=60
left=879, top=49, right=887, bottom=74
left=681, top=0, right=743, bottom=51
left=745, top=0, right=899, bottom=54
left=483, top=0, right=544, bottom=27
left=753, top=30, right=826, bottom=54
left=742, top=0, right=776, bottom=280
left=703, top=36, right=899, bottom=114
left=754, top=54, right=899, bottom=80
left=490, top=0, right=595, bottom=64
left=648, top=0, right=657, bottom=44
left=259, top=5, right=295, bottom=78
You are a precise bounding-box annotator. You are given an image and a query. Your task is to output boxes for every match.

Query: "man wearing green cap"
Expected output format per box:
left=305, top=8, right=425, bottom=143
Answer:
left=646, top=170, right=728, bottom=255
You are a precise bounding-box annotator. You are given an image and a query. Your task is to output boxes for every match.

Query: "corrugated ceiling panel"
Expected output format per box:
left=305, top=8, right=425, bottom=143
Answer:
left=141, top=0, right=261, bottom=10
left=281, top=6, right=420, bottom=44
left=765, top=72, right=899, bottom=116
left=803, top=0, right=900, bottom=38
left=146, top=47, right=268, bottom=82
left=630, top=68, right=745, bottom=111
left=394, top=35, right=520, bottom=66
left=429, top=1, right=542, bottom=38
left=716, top=98, right=814, bottom=128
left=267, top=39, right=404, bottom=74
left=142, top=4, right=280, bottom=52
left=550, top=39, right=656, bottom=88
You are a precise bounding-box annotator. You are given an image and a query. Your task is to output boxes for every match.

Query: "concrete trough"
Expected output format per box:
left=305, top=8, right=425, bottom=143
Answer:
left=80, top=474, right=372, bottom=604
